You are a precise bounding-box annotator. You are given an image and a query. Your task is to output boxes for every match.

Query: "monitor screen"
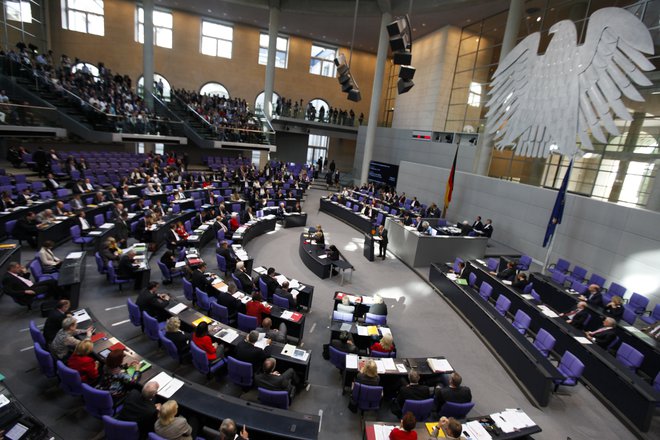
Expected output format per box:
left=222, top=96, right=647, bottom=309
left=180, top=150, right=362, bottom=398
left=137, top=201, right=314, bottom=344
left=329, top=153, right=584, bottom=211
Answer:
left=368, top=161, right=399, bottom=187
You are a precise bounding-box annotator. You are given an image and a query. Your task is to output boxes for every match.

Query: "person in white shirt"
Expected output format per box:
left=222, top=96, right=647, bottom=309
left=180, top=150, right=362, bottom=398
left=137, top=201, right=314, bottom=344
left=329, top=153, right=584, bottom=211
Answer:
left=84, top=178, right=94, bottom=192
left=39, top=240, right=62, bottom=273
left=76, top=211, right=91, bottom=231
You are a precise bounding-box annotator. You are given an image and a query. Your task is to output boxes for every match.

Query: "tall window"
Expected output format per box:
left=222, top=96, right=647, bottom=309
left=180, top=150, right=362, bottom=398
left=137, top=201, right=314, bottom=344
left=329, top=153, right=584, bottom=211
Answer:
left=307, top=134, right=329, bottom=164
left=309, top=98, right=329, bottom=122
left=61, top=0, right=104, bottom=36
left=200, top=82, right=230, bottom=99
left=137, top=73, right=172, bottom=101
left=5, top=1, right=32, bottom=23
left=309, top=44, right=337, bottom=77
left=71, top=62, right=100, bottom=78
left=255, top=91, right=281, bottom=114
left=259, top=33, right=289, bottom=68
left=136, top=7, right=173, bottom=49
left=467, top=82, right=482, bottom=107
left=200, top=20, right=233, bottom=59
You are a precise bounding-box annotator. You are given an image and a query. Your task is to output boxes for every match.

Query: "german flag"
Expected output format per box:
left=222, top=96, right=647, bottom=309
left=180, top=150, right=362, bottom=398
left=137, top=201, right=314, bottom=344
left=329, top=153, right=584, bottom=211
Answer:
left=443, top=145, right=459, bottom=217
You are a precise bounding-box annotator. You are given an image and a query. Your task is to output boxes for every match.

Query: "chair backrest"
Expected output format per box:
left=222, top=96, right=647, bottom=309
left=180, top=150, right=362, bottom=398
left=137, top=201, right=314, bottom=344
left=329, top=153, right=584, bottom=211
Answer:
left=94, top=214, right=104, bottom=227
left=653, top=372, right=660, bottom=393
left=196, top=288, right=212, bottom=311
left=157, top=261, right=171, bottom=280
left=227, top=356, right=253, bottom=387
left=479, top=282, right=493, bottom=301
left=551, top=271, right=567, bottom=285
left=102, top=415, right=139, bottom=440
left=401, top=398, right=435, bottom=422
left=258, top=387, right=289, bottom=409
left=328, top=345, right=347, bottom=370
left=231, top=273, right=244, bottom=291
left=210, top=302, right=229, bottom=324
left=628, top=293, right=649, bottom=315
left=439, top=401, right=475, bottom=418
left=182, top=278, right=193, bottom=302
left=570, top=281, right=587, bottom=295
left=486, top=258, right=499, bottom=271
left=494, top=295, right=511, bottom=316
left=95, top=252, right=106, bottom=274
left=332, top=310, right=354, bottom=323
left=523, top=282, right=533, bottom=294
left=588, top=273, right=606, bottom=287
left=272, top=294, right=290, bottom=309
left=142, top=311, right=160, bottom=342
left=258, top=278, right=269, bottom=299
left=365, top=313, right=387, bottom=325
left=606, top=335, right=620, bottom=351
left=517, top=255, right=532, bottom=270
left=555, top=258, right=570, bottom=273
left=56, top=360, right=83, bottom=396
left=530, top=288, right=541, bottom=303
left=34, top=342, right=56, bottom=378
left=190, top=341, right=211, bottom=375
left=351, top=383, right=383, bottom=411
left=512, top=310, right=531, bottom=334
left=370, top=349, right=395, bottom=358
left=28, top=259, right=44, bottom=280
left=557, top=351, right=585, bottom=385
left=216, top=254, right=227, bottom=273
left=621, top=305, right=637, bottom=325
left=237, top=312, right=257, bottom=332
left=452, top=258, right=464, bottom=274
left=533, top=328, right=556, bottom=357
left=106, top=261, right=118, bottom=283
left=468, top=272, right=477, bottom=287
left=608, top=282, right=627, bottom=298
left=615, top=342, right=644, bottom=371
left=569, top=266, right=587, bottom=282
left=29, top=320, right=46, bottom=347
left=159, top=332, right=179, bottom=362
left=70, top=225, right=82, bottom=239
left=5, top=219, right=16, bottom=236
left=81, top=383, right=114, bottom=418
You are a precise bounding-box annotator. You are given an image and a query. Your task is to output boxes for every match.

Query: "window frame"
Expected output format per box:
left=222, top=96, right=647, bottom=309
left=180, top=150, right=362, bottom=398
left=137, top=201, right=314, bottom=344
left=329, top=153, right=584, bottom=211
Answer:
left=61, top=0, right=105, bottom=36
left=5, top=1, right=32, bottom=23
left=200, top=18, right=234, bottom=59
left=135, top=6, right=174, bottom=49
left=309, top=43, right=338, bottom=77
left=258, top=32, right=289, bottom=69
left=199, top=82, right=231, bottom=99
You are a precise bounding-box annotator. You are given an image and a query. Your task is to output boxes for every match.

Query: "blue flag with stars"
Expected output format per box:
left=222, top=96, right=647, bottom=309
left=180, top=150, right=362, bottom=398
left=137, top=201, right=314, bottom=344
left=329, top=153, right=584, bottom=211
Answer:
left=543, top=159, right=573, bottom=247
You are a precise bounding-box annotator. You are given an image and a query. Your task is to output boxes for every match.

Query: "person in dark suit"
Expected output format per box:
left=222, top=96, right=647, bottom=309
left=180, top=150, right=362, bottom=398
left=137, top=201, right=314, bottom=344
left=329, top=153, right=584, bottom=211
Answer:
left=117, top=251, right=139, bottom=280
left=72, top=179, right=87, bottom=194
left=216, top=240, right=236, bottom=273
left=166, top=223, right=181, bottom=250
left=2, top=262, right=61, bottom=307
left=0, top=191, right=16, bottom=211
left=273, top=281, right=296, bottom=310
left=330, top=330, right=358, bottom=354
left=391, top=370, right=432, bottom=418
left=471, top=216, right=483, bottom=231
left=234, top=261, right=254, bottom=292
left=434, top=372, right=472, bottom=410
left=579, top=284, right=603, bottom=306
left=402, top=213, right=413, bottom=226
left=255, top=357, right=299, bottom=400
left=191, top=263, right=210, bottom=294
left=586, top=318, right=618, bottom=348
left=44, top=173, right=60, bottom=191
left=216, top=283, right=240, bottom=322
left=604, top=296, right=624, bottom=320
left=191, top=211, right=205, bottom=229
left=114, top=211, right=130, bottom=248
left=234, top=330, right=269, bottom=372
left=117, top=381, right=160, bottom=440
left=481, top=219, right=493, bottom=237
left=75, top=210, right=92, bottom=231
left=260, top=267, right=280, bottom=298
left=256, top=317, right=287, bottom=343
left=326, top=244, right=340, bottom=262
left=136, top=281, right=170, bottom=322
left=164, top=316, right=191, bottom=361
left=369, top=295, right=387, bottom=316
left=512, top=273, right=528, bottom=289
left=376, top=225, right=388, bottom=259
left=14, top=211, right=40, bottom=248
left=43, top=299, right=71, bottom=345
left=561, top=301, right=590, bottom=329
left=493, top=260, right=517, bottom=281
left=160, top=250, right=176, bottom=270
left=32, top=146, right=48, bottom=177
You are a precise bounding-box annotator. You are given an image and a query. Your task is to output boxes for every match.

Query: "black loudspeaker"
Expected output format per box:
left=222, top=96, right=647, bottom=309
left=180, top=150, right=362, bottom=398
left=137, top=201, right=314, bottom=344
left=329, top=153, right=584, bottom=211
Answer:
left=348, top=89, right=362, bottom=102
left=397, top=78, right=414, bottom=94
left=399, top=65, right=416, bottom=81
left=387, top=20, right=405, bottom=37
left=393, top=52, right=412, bottom=65
left=334, top=53, right=362, bottom=102
left=389, top=35, right=408, bottom=53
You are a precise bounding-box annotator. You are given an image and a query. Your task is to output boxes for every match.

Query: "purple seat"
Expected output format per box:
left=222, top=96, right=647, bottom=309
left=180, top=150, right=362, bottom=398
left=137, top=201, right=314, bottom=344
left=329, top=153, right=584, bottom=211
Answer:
left=486, top=258, right=499, bottom=271
left=370, top=349, right=396, bottom=358
left=28, top=258, right=58, bottom=282
left=621, top=305, right=637, bottom=325
left=516, top=255, right=532, bottom=271
left=332, top=310, right=354, bottom=323
left=190, top=341, right=225, bottom=378
left=566, top=266, right=587, bottom=285
left=328, top=345, right=346, bottom=371
left=94, top=214, right=105, bottom=227
left=627, top=293, right=649, bottom=315
left=640, top=304, right=660, bottom=325
left=554, top=351, right=585, bottom=391
left=258, top=387, right=289, bottom=409
left=182, top=278, right=194, bottom=303
left=227, top=356, right=253, bottom=387
left=365, top=313, right=387, bottom=325
left=195, top=288, right=216, bottom=313
left=533, top=328, right=556, bottom=357
left=351, top=383, right=383, bottom=413
left=5, top=220, right=17, bottom=239
left=82, top=383, right=121, bottom=418
left=512, top=310, right=531, bottom=334
left=452, top=258, right=464, bottom=273
left=56, top=360, right=83, bottom=397
left=107, top=261, right=130, bottom=291
left=569, top=281, right=587, bottom=295
left=494, top=295, right=511, bottom=316
left=616, top=343, right=644, bottom=373
left=232, top=203, right=241, bottom=213
left=70, top=225, right=94, bottom=250
left=401, top=398, right=434, bottom=421
left=550, top=271, right=567, bottom=285
left=34, top=342, right=56, bottom=378
left=210, top=302, right=230, bottom=325
left=523, top=282, right=533, bottom=294
left=159, top=332, right=181, bottom=363
left=273, top=293, right=290, bottom=310
left=258, top=277, right=269, bottom=299
left=29, top=320, right=46, bottom=347
left=95, top=252, right=107, bottom=274
left=607, top=282, right=627, bottom=298
left=548, top=258, right=570, bottom=275
left=587, top=273, right=606, bottom=288
left=440, top=401, right=475, bottom=418
left=157, top=261, right=183, bottom=283
left=142, top=312, right=163, bottom=343
left=468, top=272, right=477, bottom=287
left=126, top=298, right=142, bottom=329
left=479, top=282, right=493, bottom=301
left=237, top=313, right=257, bottom=332
left=231, top=273, right=244, bottom=291
left=216, top=254, right=228, bottom=275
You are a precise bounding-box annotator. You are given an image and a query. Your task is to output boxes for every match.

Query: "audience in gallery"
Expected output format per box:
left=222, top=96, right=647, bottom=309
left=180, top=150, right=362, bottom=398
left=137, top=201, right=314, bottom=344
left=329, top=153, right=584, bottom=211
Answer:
left=274, top=96, right=363, bottom=127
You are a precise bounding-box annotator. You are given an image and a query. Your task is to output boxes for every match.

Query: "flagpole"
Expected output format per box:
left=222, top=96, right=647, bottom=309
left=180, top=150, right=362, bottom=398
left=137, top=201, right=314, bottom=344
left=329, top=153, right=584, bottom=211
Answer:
left=541, top=225, right=556, bottom=275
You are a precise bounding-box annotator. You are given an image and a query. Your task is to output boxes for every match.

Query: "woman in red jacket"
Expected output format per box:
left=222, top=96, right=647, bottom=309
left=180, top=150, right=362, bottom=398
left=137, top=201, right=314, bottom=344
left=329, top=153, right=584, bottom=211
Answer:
left=229, top=212, right=240, bottom=231
left=192, top=321, right=223, bottom=361
left=370, top=334, right=395, bottom=355
left=390, top=412, right=417, bottom=440
left=245, top=291, right=271, bottom=327
left=67, top=340, right=99, bottom=384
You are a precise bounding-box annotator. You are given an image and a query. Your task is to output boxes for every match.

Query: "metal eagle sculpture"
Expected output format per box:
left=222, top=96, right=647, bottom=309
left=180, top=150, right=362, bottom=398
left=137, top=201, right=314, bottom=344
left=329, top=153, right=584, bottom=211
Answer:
left=486, top=7, right=655, bottom=158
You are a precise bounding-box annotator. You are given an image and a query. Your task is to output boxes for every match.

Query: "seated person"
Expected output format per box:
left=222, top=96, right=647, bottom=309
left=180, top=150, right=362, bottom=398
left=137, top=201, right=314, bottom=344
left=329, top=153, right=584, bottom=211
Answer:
left=43, top=299, right=71, bottom=345
left=154, top=400, right=195, bottom=440
left=67, top=340, right=99, bottom=384
left=101, top=238, right=121, bottom=265
left=216, top=240, right=236, bottom=272
left=560, top=301, right=590, bottom=329
left=117, top=250, right=140, bottom=280
left=369, top=295, right=387, bottom=316
left=391, top=371, right=431, bottom=418
left=354, top=359, right=380, bottom=386
left=389, top=412, right=418, bottom=440
left=216, top=419, right=249, bottom=440
left=167, top=223, right=182, bottom=250
left=117, top=381, right=160, bottom=440
left=434, top=372, right=472, bottom=411
left=234, top=330, right=269, bottom=372
left=493, top=260, right=516, bottom=281
left=246, top=291, right=271, bottom=327
left=336, top=296, right=355, bottom=314
left=216, top=282, right=240, bottom=322
left=160, top=250, right=177, bottom=270
left=585, top=317, right=617, bottom=348
left=449, top=261, right=466, bottom=278
left=313, top=225, right=325, bottom=246
left=75, top=210, right=92, bottom=231
left=273, top=280, right=296, bottom=310
left=234, top=261, right=255, bottom=292
left=326, top=244, right=340, bottom=262
left=50, top=317, right=93, bottom=361
left=579, top=284, right=603, bottom=306
left=165, top=317, right=191, bottom=360
left=14, top=212, right=40, bottom=248
left=421, top=221, right=434, bottom=235
left=191, top=321, right=223, bottom=362
left=256, top=317, right=287, bottom=343
left=255, top=357, right=300, bottom=400
left=97, top=350, right=141, bottom=402
left=511, top=273, right=528, bottom=289
left=604, top=295, right=624, bottom=320
left=38, top=240, right=62, bottom=273
left=174, top=221, right=189, bottom=240
left=260, top=267, right=280, bottom=298
left=2, top=262, right=62, bottom=308
left=330, top=330, right=358, bottom=354
left=136, top=281, right=170, bottom=322
left=370, top=334, right=395, bottom=354
left=430, top=417, right=465, bottom=440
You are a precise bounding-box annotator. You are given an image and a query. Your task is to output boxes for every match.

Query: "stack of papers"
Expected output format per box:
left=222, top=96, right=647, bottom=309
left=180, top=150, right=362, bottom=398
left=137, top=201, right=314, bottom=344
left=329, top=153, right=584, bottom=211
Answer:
left=174, top=261, right=186, bottom=268
left=254, top=266, right=267, bottom=275
left=254, top=338, right=270, bottom=349
left=374, top=360, right=385, bottom=374
left=214, top=328, right=239, bottom=343
left=382, top=358, right=396, bottom=371
left=427, top=358, right=453, bottom=373
left=464, top=420, right=492, bottom=439
left=167, top=303, right=187, bottom=315
left=67, top=251, right=84, bottom=259
left=492, top=409, right=535, bottom=433
left=152, top=371, right=185, bottom=398
left=373, top=424, right=395, bottom=440
left=187, top=235, right=199, bottom=240
left=280, top=311, right=294, bottom=320
left=574, top=336, right=592, bottom=344
left=346, top=354, right=358, bottom=369
left=538, top=305, right=559, bottom=318
left=357, top=326, right=369, bottom=336
left=100, top=223, right=114, bottom=229
left=71, top=309, right=91, bottom=324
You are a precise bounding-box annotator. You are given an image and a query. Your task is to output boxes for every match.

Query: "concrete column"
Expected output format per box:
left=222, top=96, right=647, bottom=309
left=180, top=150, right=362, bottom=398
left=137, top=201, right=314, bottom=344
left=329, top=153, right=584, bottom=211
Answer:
left=360, top=11, right=392, bottom=184
left=143, top=0, right=155, bottom=111
left=608, top=112, right=645, bottom=203
left=263, top=2, right=280, bottom=119
left=474, top=0, right=523, bottom=176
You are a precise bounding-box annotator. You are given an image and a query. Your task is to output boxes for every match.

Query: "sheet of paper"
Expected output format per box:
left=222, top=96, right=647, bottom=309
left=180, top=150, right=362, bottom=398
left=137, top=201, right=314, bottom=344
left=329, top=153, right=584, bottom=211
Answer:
left=318, top=254, right=327, bottom=259
left=67, top=251, right=84, bottom=259
left=254, top=266, right=267, bottom=275
left=254, top=338, right=269, bottom=349
left=152, top=371, right=173, bottom=389
left=574, top=336, right=592, bottom=344
left=446, top=273, right=458, bottom=280
left=293, top=348, right=309, bottom=362
left=345, top=354, right=358, bottom=369
left=464, top=420, right=492, bottom=440
left=0, top=394, right=10, bottom=408
left=521, top=294, right=533, bottom=300
left=374, top=424, right=395, bottom=440
left=288, top=279, right=300, bottom=289
left=167, top=303, right=187, bottom=315
left=71, top=309, right=91, bottom=324
left=187, top=235, right=199, bottom=240
left=475, top=259, right=486, bottom=265
left=361, top=296, right=375, bottom=305
left=357, top=326, right=368, bottom=336
left=340, top=323, right=352, bottom=332
left=382, top=358, right=396, bottom=371
left=282, top=344, right=296, bottom=356
left=158, top=377, right=184, bottom=398
left=374, top=360, right=385, bottom=374
left=396, top=363, right=407, bottom=373
left=502, top=280, right=512, bottom=285
left=538, top=305, right=559, bottom=318
left=493, top=409, right=535, bottom=433
left=280, top=311, right=293, bottom=320
left=275, top=274, right=289, bottom=285
left=215, top=329, right=239, bottom=343
left=379, top=327, right=392, bottom=338
left=174, top=261, right=186, bottom=268
left=100, top=223, right=114, bottom=229
left=290, top=289, right=299, bottom=299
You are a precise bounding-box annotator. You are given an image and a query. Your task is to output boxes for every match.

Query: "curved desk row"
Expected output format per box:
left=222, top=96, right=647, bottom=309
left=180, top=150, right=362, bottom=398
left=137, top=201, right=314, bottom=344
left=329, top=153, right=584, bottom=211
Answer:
left=319, top=197, right=376, bottom=234
left=461, top=264, right=659, bottom=433
left=429, top=264, right=564, bottom=408
left=232, top=216, right=277, bottom=246
left=298, top=233, right=336, bottom=280
left=81, top=309, right=320, bottom=439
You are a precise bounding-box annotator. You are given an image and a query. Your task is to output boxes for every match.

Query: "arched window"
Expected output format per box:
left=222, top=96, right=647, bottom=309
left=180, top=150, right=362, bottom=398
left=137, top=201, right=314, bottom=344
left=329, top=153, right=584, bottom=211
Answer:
left=71, top=62, right=99, bottom=77
left=199, top=82, right=230, bottom=99
left=255, top=91, right=280, bottom=115
left=308, top=98, right=329, bottom=122
left=137, top=73, right=171, bottom=101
